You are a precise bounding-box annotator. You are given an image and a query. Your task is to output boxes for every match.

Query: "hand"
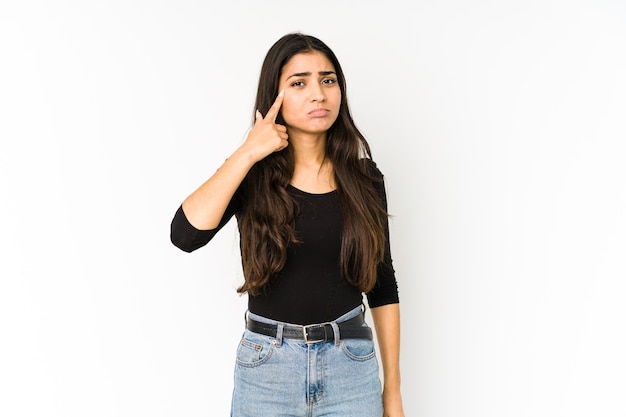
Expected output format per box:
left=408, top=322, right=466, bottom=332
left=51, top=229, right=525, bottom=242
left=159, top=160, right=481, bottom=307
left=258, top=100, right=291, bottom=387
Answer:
left=383, top=388, right=405, bottom=417
left=240, top=90, right=289, bottom=162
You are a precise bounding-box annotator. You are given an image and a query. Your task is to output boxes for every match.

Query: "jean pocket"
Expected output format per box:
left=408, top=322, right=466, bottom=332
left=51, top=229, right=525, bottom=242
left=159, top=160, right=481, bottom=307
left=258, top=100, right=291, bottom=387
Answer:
left=340, top=338, right=377, bottom=361
left=235, top=331, right=276, bottom=367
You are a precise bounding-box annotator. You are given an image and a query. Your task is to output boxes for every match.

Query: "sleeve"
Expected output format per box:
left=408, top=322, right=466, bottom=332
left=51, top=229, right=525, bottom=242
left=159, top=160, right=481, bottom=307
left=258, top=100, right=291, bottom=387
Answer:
left=364, top=160, right=400, bottom=307
left=170, top=190, right=243, bottom=253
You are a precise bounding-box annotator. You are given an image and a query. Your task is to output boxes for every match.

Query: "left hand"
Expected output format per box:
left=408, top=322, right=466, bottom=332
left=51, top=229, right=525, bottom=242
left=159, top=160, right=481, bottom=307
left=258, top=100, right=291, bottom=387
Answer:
left=383, top=388, right=405, bottom=417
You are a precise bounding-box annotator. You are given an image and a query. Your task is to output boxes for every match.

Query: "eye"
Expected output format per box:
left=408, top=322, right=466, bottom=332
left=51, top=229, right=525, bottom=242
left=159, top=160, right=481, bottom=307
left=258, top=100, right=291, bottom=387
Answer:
left=322, top=78, right=337, bottom=86
left=291, top=80, right=305, bottom=87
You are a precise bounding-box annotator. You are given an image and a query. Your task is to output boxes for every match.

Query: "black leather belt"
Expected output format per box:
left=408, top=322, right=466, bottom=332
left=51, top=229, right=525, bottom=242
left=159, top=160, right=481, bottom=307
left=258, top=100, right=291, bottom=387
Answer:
left=246, top=313, right=373, bottom=344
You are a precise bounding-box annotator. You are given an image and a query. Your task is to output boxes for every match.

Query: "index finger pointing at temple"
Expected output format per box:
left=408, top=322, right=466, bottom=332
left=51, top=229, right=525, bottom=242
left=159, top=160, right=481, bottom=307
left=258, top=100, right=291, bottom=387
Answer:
left=265, top=90, right=284, bottom=123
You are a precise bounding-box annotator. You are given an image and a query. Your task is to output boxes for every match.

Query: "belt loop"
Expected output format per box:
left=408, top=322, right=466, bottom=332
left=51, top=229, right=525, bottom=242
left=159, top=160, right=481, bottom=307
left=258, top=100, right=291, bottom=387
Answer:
left=275, top=323, right=284, bottom=347
left=330, top=321, right=340, bottom=345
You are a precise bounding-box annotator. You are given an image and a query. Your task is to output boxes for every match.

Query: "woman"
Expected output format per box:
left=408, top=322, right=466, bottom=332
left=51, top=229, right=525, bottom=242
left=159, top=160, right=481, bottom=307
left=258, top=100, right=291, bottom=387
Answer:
left=170, top=33, right=405, bottom=417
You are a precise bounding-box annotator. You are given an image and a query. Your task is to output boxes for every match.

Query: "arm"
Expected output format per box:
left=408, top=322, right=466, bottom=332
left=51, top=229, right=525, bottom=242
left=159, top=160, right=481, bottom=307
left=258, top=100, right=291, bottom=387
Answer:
left=371, top=303, right=405, bottom=417
left=181, top=147, right=255, bottom=230
left=180, top=91, right=288, bottom=230
left=365, top=162, right=404, bottom=414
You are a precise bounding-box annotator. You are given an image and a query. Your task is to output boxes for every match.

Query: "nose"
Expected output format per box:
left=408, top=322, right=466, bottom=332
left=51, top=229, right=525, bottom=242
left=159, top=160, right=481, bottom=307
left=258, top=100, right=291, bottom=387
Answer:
left=310, top=84, right=326, bottom=102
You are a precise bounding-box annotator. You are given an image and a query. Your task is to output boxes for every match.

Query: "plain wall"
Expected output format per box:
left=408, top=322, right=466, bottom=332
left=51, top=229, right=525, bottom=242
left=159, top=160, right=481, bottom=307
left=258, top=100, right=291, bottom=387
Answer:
left=1, top=1, right=625, bottom=416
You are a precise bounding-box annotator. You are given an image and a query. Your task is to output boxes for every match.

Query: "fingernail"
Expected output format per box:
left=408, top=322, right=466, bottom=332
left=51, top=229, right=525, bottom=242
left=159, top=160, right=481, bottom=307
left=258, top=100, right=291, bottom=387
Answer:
left=278, top=90, right=285, bottom=97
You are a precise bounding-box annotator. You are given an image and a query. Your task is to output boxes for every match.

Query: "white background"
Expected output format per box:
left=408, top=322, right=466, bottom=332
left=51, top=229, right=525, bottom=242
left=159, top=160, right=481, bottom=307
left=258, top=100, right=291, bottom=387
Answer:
left=2, top=1, right=625, bottom=416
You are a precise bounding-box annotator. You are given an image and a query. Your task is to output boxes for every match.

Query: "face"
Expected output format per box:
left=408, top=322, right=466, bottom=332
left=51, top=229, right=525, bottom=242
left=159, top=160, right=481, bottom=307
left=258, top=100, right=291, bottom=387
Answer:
left=278, top=51, right=341, bottom=137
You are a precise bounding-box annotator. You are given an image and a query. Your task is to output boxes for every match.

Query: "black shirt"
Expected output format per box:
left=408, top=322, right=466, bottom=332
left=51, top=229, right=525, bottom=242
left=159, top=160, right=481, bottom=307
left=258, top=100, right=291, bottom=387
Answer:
left=170, top=162, right=399, bottom=324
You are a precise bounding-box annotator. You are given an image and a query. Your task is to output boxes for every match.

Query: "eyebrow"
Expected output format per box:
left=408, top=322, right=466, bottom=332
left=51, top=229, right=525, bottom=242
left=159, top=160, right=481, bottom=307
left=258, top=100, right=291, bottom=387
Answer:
left=286, top=71, right=336, bottom=80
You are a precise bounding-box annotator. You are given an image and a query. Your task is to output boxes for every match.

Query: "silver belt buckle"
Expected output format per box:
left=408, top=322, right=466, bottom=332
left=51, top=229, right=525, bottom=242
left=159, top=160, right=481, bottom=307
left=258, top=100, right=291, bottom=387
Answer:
left=302, top=323, right=329, bottom=344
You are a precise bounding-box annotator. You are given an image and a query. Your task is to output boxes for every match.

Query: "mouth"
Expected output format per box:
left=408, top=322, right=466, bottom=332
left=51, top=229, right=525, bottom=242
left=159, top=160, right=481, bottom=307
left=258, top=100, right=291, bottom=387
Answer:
left=308, top=108, right=330, bottom=118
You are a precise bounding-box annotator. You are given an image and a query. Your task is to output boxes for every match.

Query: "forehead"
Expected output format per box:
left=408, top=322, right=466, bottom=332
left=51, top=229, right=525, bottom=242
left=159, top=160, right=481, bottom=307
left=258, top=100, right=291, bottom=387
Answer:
left=281, top=51, right=335, bottom=77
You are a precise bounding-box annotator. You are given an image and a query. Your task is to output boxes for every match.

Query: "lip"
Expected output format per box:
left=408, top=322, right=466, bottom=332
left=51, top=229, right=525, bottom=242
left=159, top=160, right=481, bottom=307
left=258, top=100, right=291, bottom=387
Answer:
left=308, top=108, right=330, bottom=118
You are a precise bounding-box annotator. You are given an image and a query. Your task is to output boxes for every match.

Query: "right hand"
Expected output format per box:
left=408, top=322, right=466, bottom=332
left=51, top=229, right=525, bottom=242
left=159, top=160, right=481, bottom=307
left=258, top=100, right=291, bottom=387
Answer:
left=241, top=90, right=288, bottom=162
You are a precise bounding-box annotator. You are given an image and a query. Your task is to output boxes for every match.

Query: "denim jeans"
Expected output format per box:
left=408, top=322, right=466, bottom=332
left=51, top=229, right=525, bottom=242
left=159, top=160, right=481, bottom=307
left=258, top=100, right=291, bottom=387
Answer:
left=230, top=305, right=383, bottom=417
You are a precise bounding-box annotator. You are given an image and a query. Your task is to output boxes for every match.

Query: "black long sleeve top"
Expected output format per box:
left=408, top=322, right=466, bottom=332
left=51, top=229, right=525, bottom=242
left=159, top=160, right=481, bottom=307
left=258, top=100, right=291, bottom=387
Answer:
left=170, top=160, right=399, bottom=325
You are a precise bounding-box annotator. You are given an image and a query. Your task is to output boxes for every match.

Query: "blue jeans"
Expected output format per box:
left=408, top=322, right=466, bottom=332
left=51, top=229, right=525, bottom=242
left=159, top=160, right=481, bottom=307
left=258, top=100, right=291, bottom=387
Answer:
left=230, top=305, right=383, bottom=417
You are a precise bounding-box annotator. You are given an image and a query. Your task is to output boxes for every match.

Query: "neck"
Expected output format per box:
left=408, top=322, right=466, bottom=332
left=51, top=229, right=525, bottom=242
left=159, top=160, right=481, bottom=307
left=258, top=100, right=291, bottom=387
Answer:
left=289, top=131, right=327, bottom=166
left=289, top=132, right=335, bottom=192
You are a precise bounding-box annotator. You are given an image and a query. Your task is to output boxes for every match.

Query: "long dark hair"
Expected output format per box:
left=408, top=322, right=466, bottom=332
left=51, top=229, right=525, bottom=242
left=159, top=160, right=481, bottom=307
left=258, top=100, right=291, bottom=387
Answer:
left=237, top=33, right=387, bottom=296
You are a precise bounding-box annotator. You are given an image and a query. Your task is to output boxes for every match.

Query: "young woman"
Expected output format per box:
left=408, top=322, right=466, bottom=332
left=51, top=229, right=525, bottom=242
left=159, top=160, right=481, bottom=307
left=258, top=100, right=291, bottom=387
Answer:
left=170, top=33, right=405, bottom=417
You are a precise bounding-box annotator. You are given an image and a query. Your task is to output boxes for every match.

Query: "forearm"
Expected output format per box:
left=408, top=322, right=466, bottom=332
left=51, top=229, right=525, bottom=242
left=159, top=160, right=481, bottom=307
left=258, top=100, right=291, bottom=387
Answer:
left=182, top=146, right=256, bottom=230
left=371, top=303, right=401, bottom=388
left=371, top=303, right=405, bottom=416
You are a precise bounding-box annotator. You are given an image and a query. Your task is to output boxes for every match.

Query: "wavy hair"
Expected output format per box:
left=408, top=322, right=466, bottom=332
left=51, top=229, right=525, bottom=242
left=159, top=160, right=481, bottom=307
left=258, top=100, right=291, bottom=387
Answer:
left=237, top=33, right=387, bottom=296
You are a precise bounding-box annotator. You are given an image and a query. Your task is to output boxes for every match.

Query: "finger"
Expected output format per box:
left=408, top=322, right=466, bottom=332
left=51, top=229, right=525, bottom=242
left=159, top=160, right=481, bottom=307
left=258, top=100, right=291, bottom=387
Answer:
left=264, top=90, right=284, bottom=122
